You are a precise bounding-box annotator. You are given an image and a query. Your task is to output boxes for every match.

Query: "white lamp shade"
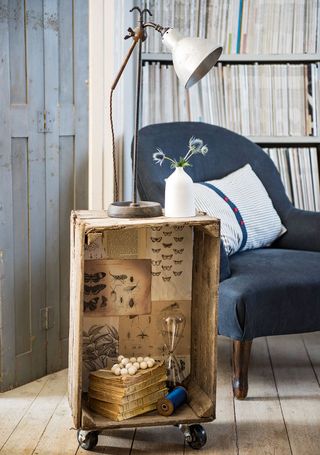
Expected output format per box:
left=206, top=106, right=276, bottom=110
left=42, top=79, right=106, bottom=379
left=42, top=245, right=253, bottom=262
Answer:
left=162, top=28, right=222, bottom=89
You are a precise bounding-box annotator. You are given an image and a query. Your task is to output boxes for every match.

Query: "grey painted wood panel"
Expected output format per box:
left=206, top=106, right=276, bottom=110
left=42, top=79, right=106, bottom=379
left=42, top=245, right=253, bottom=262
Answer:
left=12, top=138, right=30, bottom=355
left=0, top=0, right=88, bottom=390
left=0, top=0, right=16, bottom=389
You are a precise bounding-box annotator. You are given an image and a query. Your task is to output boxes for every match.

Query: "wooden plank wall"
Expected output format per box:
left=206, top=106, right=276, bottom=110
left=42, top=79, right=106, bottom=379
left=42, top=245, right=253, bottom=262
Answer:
left=0, top=0, right=88, bottom=391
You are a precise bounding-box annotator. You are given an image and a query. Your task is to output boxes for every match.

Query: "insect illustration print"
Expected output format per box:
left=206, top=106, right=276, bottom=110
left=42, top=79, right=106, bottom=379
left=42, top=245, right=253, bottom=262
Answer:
left=151, top=271, right=161, bottom=276
left=151, top=226, right=162, bottom=231
left=162, top=276, right=171, bottom=282
left=174, top=225, right=184, bottom=231
left=109, top=272, right=128, bottom=284
left=152, top=248, right=161, bottom=253
left=151, top=237, right=162, bottom=243
left=151, top=259, right=162, bottom=266
left=174, top=237, right=184, bottom=242
left=84, top=283, right=106, bottom=295
left=137, top=328, right=149, bottom=339
left=84, top=272, right=106, bottom=283
left=163, top=231, right=172, bottom=236
left=84, top=297, right=99, bottom=312
left=173, top=248, right=184, bottom=254
left=162, top=254, right=173, bottom=260
left=162, top=265, right=172, bottom=271
left=162, top=243, right=173, bottom=248
left=100, top=296, right=107, bottom=308
left=129, top=298, right=135, bottom=308
left=123, top=283, right=139, bottom=292
left=174, top=260, right=183, bottom=265
left=173, top=271, right=183, bottom=276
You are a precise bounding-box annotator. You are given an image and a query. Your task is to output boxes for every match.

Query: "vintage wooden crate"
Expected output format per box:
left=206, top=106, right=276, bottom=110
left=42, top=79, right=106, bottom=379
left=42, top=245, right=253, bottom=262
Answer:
left=68, top=210, right=220, bottom=432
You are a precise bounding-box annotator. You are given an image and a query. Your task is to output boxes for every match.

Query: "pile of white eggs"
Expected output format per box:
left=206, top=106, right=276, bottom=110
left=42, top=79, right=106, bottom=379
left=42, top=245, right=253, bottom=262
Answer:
left=111, top=355, right=155, bottom=376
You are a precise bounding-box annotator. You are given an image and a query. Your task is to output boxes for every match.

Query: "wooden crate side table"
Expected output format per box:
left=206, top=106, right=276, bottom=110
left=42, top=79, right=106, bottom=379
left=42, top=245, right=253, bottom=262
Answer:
left=68, top=211, right=220, bottom=445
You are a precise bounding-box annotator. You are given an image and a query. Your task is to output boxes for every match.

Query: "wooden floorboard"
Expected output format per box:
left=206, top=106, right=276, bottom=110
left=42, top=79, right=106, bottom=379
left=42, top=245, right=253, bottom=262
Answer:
left=1, top=334, right=320, bottom=454
left=235, top=337, right=291, bottom=455
left=267, top=334, right=320, bottom=455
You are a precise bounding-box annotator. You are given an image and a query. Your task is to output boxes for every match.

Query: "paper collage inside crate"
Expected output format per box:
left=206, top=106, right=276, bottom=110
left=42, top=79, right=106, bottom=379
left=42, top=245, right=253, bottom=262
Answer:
left=82, top=225, right=193, bottom=391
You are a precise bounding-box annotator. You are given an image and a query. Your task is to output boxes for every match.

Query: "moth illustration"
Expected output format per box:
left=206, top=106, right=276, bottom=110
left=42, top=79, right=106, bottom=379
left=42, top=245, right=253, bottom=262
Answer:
left=152, top=248, right=161, bottom=253
left=151, top=226, right=162, bottom=231
left=84, top=297, right=99, bottom=312
left=151, top=271, right=161, bottom=276
left=163, top=231, right=172, bottom=236
left=173, top=248, right=184, bottom=254
left=174, top=237, right=184, bottom=242
left=151, top=237, right=162, bottom=242
left=162, top=243, right=173, bottom=248
left=162, top=265, right=172, bottom=271
left=84, top=272, right=106, bottom=283
left=84, top=283, right=106, bottom=295
left=173, top=271, right=183, bottom=276
left=174, top=225, right=184, bottom=231
left=151, top=259, right=162, bottom=266
left=162, top=276, right=171, bottom=282
left=162, top=254, right=173, bottom=260
left=174, top=260, right=183, bottom=265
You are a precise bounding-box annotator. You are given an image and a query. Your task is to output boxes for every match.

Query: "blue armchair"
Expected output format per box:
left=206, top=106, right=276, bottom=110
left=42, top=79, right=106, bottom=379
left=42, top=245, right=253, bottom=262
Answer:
left=137, top=122, right=320, bottom=399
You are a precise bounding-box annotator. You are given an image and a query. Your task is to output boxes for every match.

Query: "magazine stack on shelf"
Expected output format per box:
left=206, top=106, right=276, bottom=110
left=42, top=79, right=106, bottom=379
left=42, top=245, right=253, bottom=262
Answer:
left=264, top=148, right=320, bottom=211
left=142, top=62, right=320, bottom=137
left=142, top=0, right=320, bottom=54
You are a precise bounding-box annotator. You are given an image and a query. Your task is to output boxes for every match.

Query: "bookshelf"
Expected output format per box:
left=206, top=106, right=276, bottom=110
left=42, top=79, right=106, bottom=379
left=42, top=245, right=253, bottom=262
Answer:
left=139, top=0, right=320, bottom=212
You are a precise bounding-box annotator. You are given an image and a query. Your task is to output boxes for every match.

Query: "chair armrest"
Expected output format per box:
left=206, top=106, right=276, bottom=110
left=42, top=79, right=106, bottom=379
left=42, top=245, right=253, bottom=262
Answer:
left=274, top=208, right=320, bottom=252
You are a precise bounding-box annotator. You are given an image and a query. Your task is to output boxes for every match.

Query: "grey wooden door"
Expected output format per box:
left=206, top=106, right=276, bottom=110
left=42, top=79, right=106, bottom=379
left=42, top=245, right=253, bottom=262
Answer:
left=0, top=0, right=88, bottom=391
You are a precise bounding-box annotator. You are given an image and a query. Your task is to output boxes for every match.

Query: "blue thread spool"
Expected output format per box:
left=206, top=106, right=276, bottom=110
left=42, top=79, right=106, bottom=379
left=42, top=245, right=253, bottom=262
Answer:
left=157, top=386, right=188, bottom=416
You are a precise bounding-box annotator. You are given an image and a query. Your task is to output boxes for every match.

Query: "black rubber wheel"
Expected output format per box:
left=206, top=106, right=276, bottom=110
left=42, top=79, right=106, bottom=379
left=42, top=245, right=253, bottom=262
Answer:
left=77, top=430, right=99, bottom=451
left=187, top=424, right=207, bottom=450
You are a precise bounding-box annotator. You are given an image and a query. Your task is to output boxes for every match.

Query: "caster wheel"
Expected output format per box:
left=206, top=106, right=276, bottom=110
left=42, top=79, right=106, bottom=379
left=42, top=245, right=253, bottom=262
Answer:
left=77, top=430, right=99, bottom=451
left=187, top=424, right=207, bottom=450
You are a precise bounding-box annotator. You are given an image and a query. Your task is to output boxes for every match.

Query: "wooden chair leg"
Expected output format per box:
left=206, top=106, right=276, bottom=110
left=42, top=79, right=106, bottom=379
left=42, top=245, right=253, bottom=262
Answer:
left=232, top=340, right=252, bottom=400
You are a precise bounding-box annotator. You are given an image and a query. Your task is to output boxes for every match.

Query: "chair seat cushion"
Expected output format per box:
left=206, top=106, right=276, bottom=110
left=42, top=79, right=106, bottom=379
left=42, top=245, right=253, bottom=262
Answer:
left=218, top=248, right=320, bottom=340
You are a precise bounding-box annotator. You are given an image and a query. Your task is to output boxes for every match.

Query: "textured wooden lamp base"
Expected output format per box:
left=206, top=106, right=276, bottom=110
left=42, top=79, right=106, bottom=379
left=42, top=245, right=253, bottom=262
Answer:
left=232, top=340, right=252, bottom=400
left=107, top=201, right=163, bottom=218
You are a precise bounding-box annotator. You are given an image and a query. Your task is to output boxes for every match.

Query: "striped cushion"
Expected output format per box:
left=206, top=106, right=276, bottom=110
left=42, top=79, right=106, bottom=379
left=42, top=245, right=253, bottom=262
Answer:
left=194, top=164, right=284, bottom=255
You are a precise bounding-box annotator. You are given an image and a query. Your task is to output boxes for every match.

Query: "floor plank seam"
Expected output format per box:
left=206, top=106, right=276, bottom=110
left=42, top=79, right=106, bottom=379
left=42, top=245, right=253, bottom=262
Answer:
left=0, top=377, right=50, bottom=452
left=230, top=341, right=240, bottom=455
left=30, top=392, right=68, bottom=455
left=301, top=335, right=320, bottom=388
left=129, top=427, right=137, bottom=455
left=265, top=338, right=293, bottom=455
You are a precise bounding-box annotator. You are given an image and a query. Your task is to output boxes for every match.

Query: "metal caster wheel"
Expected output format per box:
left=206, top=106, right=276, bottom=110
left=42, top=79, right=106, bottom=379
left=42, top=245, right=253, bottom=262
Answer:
left=77, top=430, right=99, bottom=451
left=187, top=424, right=207, bottom=450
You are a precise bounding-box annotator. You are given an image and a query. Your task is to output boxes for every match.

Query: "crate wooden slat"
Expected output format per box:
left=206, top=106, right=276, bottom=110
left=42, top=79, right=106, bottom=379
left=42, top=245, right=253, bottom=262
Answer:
left=68, top=210, right=220, bottom=430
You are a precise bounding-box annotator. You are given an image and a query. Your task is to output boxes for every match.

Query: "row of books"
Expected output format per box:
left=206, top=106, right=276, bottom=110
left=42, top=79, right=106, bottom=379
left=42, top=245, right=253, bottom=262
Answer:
left=88, top=362, right=168, bottom=421
left=141, top=62, right=320, bottom=137
left=264, top=148, right=320, bottom=212
left=142, top=0, right=320, bottom=54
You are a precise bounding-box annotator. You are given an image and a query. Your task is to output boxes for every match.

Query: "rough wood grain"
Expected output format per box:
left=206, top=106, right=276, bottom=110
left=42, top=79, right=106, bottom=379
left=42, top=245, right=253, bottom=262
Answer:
left=268, top=334, right=320, bottom=455
left=235, top=337, right=291, bottom=455
left=69, top=222, right=85, bottom=428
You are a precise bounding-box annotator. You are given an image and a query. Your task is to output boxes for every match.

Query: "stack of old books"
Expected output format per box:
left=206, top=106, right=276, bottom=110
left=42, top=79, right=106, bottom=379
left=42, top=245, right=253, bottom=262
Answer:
left=88, top=361, right=168, bottom=421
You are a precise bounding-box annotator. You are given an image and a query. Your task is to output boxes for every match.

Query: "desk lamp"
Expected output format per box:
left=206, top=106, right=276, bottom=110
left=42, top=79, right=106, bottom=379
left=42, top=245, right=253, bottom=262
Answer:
left=108, top=6, right=222, bottom=218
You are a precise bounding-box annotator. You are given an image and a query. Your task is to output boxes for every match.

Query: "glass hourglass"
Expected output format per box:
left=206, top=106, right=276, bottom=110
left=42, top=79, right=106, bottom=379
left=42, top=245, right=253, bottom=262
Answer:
left=159, top=308, right=186, bottom=388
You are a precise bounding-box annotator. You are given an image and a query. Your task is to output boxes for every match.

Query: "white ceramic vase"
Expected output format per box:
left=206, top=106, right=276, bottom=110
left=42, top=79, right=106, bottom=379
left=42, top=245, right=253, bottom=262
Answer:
left=164, top=167, right=196, bottom=217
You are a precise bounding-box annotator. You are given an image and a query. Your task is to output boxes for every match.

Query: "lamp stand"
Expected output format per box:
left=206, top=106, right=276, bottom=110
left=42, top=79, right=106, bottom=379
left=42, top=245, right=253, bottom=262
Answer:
left=107, top=6, right=165, bottom=218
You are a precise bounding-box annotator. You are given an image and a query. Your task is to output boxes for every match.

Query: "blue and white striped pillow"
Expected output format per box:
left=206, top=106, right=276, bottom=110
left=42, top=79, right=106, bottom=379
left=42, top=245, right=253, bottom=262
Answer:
left=194, top=164, right=285, bottom=255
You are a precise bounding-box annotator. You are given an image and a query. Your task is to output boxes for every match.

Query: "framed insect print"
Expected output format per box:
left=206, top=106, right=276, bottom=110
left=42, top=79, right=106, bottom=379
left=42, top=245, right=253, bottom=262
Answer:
left=83, top=259, right=152, bottom=317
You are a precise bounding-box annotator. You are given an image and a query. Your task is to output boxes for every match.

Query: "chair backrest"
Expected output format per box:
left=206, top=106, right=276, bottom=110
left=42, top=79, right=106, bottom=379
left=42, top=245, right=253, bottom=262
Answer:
left=137, top=122, right=292, bottom=219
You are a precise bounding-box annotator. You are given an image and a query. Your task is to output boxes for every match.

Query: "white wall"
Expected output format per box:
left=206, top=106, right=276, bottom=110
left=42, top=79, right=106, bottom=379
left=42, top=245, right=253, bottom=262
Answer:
left=88, top=0, right=135, bottom=209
